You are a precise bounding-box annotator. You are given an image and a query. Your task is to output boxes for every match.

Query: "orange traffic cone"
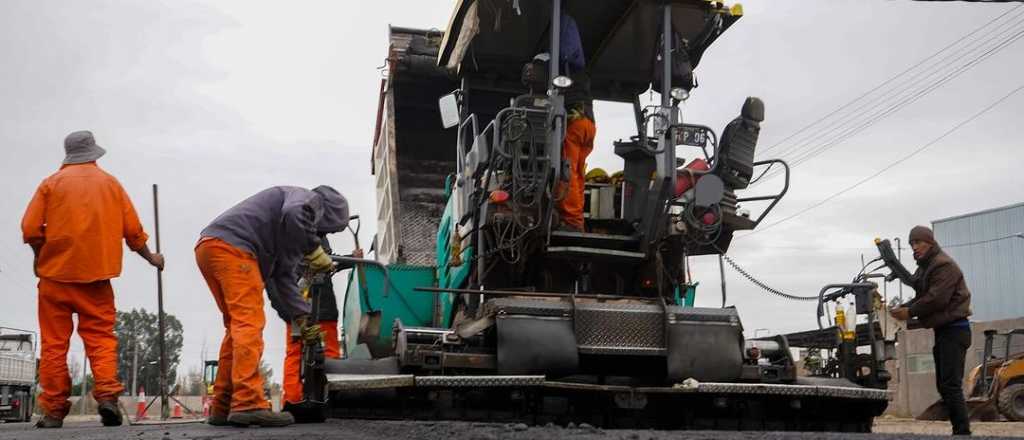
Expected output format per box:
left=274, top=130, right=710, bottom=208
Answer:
left=135, top=390, right=147, bottom=421
left=172, top=400, right=183, bottom=419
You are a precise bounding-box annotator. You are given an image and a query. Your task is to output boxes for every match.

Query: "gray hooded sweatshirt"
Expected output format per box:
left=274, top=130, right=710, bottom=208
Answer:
left=200, top=185, right=349, bottom=320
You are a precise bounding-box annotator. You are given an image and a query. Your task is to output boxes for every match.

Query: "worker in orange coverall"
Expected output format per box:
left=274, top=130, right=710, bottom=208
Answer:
left=278, top=235, right=362, bottom=412
left=196, top=185, right=349, bottom=428
left=557, top=98, right=596, bottom=231
left=554, top=13, right=596, bottom=231
left=21, top=131, right=165, bottom=429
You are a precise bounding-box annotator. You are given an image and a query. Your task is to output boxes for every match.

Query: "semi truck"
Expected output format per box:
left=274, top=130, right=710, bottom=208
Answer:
left=0, top=328, right=36, bottom=423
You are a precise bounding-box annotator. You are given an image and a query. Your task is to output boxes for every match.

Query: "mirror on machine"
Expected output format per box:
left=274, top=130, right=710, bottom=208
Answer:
left=438, top=93, right=460, bottom=129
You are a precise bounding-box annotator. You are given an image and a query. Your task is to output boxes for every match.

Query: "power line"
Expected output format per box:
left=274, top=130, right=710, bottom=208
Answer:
left=760, top=4, right=1023, bottom=157
left=771, top=20, right=1024, bottom=175
left=758, top=11, right=1024, bottom=181
left=744, top=83, right=1024, bottom=237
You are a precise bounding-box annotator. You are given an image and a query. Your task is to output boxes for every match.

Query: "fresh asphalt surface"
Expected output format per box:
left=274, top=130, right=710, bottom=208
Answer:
left=0, top=419, right=1020, bottom=440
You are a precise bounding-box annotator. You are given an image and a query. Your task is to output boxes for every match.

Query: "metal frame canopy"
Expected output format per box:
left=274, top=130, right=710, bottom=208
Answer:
left=438, top=0, right=742, bottom=102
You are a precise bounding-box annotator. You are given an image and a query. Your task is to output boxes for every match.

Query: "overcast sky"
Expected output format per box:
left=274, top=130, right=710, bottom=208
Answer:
left=1, top=0, right=1021, bottom=385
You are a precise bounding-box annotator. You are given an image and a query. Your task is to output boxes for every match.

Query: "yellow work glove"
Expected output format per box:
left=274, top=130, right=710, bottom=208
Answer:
left=304, top=246, right=333, bottom=273
left=292, top=315, right=323, bottom=346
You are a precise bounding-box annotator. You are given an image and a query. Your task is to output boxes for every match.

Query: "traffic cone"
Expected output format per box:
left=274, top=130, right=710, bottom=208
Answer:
left=172, top=400, right=182, bottom=418
left=135, top=390, right=147, bottom=421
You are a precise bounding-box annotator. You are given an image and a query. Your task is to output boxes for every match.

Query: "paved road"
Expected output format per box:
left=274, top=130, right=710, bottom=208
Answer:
left=0, top=419, right=1020, bottom=440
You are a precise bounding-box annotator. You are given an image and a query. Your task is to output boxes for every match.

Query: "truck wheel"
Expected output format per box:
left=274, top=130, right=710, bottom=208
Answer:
left=998, top=383, right=1024, bottom=422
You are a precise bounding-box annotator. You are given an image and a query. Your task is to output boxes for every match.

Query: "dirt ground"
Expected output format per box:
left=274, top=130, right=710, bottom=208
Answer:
left=873, top=417, right=1024, bottom=437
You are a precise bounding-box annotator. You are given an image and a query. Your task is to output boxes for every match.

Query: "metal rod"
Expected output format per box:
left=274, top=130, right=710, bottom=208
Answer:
left=131, top=340, right=138, bottom=397
left=80, top=356, right=88, bottom=415
left=894, top=237, right=903, bottom=302
left=550, top=0, right=561, bottom=83
left=718, top=254, right=727, bottom=307
left=153, top=184, right=169, bottom=420
left=661, top=3, right=672, bottom=106
left=414, top=286, right=660, bottom=302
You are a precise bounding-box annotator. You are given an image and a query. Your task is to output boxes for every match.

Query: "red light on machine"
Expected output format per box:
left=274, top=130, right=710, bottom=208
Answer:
left=642, top=279, right=654, bottom=288
left=489, top=190, right=510, bottom=204
left=702, top=212, right=717, bottom=225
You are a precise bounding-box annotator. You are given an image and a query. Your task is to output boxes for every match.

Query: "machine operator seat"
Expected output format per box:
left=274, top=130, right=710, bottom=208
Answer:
left=715, top=97, right=764, bottom=190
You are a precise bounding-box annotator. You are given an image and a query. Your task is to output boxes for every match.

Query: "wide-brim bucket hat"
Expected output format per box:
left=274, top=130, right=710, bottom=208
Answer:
left=63, top=130, right=107, bottom=165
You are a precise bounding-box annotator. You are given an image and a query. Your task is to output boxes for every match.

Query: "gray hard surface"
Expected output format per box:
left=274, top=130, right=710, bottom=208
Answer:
left=0, top=419, right=1014, bottom=440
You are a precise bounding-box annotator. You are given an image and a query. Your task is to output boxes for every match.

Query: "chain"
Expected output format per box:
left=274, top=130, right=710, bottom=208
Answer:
left=720, top=253, right=819, bottom=302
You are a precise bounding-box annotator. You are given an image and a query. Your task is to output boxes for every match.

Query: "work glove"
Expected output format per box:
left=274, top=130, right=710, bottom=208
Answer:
left=304, top=246, right=334, bottom=273
left=292, top=315, right=324, bottom=346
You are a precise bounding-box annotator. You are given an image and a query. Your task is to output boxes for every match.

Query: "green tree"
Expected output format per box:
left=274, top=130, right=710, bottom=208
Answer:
left=115, top=308, right=184, bottom=395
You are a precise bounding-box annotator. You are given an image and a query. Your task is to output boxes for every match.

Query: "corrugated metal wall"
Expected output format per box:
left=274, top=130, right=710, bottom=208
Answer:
left=932, top=202, right=1024, bottom=322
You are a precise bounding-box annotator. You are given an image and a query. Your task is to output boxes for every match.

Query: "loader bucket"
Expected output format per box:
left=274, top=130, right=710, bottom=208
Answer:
left=915, top=398, right=1001, bottom=421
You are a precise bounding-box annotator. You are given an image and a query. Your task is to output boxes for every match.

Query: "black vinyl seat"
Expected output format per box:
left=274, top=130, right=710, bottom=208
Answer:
left=715, top=97, right=764, bottom=190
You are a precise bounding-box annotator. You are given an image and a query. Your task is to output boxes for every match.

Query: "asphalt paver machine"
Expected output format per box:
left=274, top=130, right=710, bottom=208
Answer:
left=307, top=0, right=892, bottom=431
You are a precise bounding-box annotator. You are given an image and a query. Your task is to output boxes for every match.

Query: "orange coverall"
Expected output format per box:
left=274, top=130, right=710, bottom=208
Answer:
left=195, top=238, right=272, bottom=414
left=557, top=116, right=597, bottom=231
left=21, top=162, right=149, bottom=418
left=282, top=321, right=340, bottom=404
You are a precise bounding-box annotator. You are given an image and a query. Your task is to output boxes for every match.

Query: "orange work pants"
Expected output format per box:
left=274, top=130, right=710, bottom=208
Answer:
left=37, top=279, right=123, bottom=418
left=282, top=321, right=340, bottom=404
left=557, top=116, right=597, bottom=230
left=195, top=238, right=270, bottom=414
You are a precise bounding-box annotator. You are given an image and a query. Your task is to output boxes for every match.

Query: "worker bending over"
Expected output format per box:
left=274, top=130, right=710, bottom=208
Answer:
left=196, top=185, right=349, bottom=427
left=22, top=131, right=165, bottom=428
left=890, top=226, right=973, bottom=436
left=279, top=234, right=362, bottom=412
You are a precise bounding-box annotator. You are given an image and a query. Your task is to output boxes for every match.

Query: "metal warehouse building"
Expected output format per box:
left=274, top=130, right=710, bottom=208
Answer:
left=933, top=202, right=1024, bottom=322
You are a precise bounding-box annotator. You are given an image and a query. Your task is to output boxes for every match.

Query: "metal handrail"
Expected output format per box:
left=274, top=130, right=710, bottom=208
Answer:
left=736, top=159, right=790, bottom=228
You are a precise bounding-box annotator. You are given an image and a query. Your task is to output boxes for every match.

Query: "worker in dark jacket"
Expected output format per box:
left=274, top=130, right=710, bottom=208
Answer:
left=890, top=225, right=972, bottom=436
left=195, top=185, right=349, bottom=428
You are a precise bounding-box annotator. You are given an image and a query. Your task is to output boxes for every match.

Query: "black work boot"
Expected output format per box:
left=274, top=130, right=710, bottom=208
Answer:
left=227, top=409, right=294, bottom=427
left=97, top=400, right=123, bottom=426
left=34, top=415, right=64, bottom=429
left=206, top=411, right=230, bottom=426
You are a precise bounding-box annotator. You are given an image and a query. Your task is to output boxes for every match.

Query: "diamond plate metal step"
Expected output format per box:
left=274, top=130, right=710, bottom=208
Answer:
left=415, top=375, right=546, bottom=387
left=326, top=374, right=415, bottom=390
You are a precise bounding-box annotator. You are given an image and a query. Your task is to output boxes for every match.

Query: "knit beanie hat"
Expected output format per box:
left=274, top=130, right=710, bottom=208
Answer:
left=909, top=225, right=937, bottom=246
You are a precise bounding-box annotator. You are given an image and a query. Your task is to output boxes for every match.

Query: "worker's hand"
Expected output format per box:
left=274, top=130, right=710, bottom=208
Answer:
left=300, top=320, right=323, bottom=346
left=148, top=252, right=165, bottom=271
left=291, top=314, right=310, bottom=340
left=351, top=248, right=364, bottom=259
left=304, top=246, right=333, bottom=273
left=889, top=307, right=910, bottom=322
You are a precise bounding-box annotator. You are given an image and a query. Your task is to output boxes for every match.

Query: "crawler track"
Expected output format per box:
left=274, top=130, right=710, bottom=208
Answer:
left=326, top=375, right=890, bottom=432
